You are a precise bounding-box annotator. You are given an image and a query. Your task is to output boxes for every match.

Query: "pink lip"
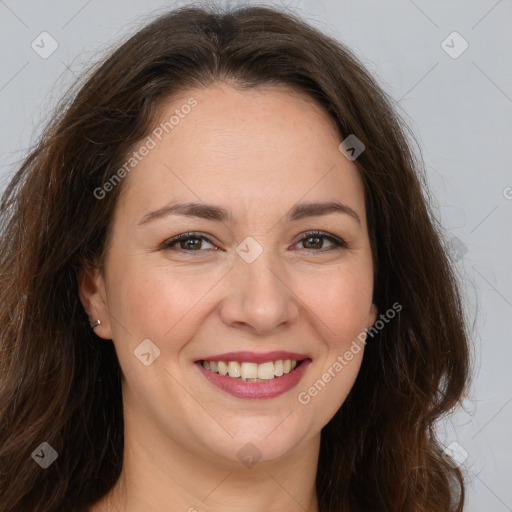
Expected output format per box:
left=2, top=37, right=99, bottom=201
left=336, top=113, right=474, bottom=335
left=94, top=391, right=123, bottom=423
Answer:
left=196, top=351, right=310, bottom=364
left=195, top=358, right=312, bottom=400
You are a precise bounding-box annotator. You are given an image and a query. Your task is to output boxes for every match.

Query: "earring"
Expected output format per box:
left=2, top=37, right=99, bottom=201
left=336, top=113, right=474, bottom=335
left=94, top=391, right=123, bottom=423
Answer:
left=90, top=319, right=101, bottom=329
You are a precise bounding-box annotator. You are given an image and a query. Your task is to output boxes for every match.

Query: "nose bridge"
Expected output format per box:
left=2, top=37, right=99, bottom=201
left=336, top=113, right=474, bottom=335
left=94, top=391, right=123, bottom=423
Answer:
left=221, top=236, right=298, bottom=333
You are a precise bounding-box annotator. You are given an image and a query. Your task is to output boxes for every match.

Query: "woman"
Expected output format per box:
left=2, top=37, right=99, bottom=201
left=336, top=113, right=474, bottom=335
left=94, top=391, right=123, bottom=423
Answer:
left=0, top=5, right=469, bottom=511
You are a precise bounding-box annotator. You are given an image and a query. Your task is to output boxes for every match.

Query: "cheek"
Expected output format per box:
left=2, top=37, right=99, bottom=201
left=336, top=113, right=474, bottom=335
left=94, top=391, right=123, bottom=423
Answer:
left=295, top=264, right=372, bottom=414
left=106, top=265, right=204, bottom=384
left=300, top=264, right=374, bottom=343
left=297, top=275, right=370, bottom=427
left=108, top=259, right=228, bottom=348
left=303, top=350, right=363, bottom=432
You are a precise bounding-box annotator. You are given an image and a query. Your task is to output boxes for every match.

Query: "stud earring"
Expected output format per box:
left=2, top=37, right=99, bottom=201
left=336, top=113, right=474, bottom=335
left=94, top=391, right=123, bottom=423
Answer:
left=90, top=319, right=101, bottom=329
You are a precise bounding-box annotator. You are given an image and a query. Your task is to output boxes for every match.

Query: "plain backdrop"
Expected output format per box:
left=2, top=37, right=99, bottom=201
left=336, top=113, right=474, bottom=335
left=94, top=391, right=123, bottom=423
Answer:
left=1, top=1, right=511, bottom=510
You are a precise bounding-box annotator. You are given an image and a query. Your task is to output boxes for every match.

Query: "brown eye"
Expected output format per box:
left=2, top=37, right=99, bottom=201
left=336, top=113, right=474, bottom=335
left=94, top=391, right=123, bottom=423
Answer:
left=295, top=231, right=347, bottom=252
left=161, top=233, right=217, bottom=252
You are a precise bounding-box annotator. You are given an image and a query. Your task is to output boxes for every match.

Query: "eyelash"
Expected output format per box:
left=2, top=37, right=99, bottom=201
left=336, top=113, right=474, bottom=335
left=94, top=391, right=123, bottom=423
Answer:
left=160, top=230, right=348, bottom=255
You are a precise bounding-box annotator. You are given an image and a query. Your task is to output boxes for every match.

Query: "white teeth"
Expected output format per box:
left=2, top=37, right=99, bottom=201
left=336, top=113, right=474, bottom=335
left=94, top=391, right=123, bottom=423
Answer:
left=202, top=358, right=301, bottom=380
left=228, top=361, right=241, bottom=378
left=257, top=362, right=275, bottom=380
left=217, top=361, right=228, bottom=376
left=240, top=362, right=258, bottom=379
left=274, top=360, right=284, bottom=377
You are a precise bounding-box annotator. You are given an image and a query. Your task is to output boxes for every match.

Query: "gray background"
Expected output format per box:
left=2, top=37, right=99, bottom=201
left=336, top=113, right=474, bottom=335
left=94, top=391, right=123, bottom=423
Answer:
left=1, top=1, right=511, bottom=510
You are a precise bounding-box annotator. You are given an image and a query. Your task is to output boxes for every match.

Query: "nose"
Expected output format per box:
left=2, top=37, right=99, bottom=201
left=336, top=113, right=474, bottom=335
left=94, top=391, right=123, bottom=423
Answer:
left=219, top=248, right=299, bottom=335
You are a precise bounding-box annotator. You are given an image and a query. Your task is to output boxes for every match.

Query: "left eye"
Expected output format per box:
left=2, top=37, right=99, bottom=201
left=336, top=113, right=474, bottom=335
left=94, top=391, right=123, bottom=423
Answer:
left=161, top=231, right=347, bottom=253
left=296, top=231, right=347, bottom=251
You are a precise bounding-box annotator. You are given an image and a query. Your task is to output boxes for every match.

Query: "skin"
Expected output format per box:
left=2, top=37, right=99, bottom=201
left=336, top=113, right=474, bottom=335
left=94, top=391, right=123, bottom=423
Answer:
left=80, top=82, right=377, bottom=512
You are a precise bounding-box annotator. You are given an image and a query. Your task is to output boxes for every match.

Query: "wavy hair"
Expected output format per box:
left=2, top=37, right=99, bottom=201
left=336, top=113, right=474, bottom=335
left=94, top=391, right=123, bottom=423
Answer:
left=0, top=5, right=469, bottom=511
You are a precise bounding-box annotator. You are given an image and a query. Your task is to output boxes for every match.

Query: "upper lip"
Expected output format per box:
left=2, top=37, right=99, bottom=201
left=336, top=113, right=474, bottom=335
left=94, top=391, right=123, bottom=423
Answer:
left=196, top=351, right=311, bottom=364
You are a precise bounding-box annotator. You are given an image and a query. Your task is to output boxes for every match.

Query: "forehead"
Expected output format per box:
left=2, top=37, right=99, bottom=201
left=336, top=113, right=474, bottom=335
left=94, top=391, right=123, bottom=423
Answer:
left=115, top=83, right=365, bottom=222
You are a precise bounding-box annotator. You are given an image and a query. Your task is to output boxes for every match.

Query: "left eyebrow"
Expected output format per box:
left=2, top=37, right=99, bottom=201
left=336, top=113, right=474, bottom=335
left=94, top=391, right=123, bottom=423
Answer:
left=287, top=201, right=361, bottom=225
left=138, top=200, right=361, bottom=226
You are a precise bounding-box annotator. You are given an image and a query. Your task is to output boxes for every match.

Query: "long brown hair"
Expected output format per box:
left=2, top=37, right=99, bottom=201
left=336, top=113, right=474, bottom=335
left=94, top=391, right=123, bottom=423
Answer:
left=0, top=5, right=469, bottom=511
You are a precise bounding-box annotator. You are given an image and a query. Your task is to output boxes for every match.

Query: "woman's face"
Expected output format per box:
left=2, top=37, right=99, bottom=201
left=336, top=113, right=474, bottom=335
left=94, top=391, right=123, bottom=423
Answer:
left=81, top=83, right=377, bottom=466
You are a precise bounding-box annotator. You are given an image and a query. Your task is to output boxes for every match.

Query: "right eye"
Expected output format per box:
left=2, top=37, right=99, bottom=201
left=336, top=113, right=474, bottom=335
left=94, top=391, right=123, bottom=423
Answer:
left=160, top=232, right=218, bottom=252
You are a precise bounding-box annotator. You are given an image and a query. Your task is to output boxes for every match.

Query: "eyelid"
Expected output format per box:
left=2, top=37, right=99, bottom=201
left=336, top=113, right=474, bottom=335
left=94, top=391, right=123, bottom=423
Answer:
left=294, top=230, right=348, bottom=250
left=160, top=230, right=348, bottom=253
left=159, top=231, right=218, bottom=252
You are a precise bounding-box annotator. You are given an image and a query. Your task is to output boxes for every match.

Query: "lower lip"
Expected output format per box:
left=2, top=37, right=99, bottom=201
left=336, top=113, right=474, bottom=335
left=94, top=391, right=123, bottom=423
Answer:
left=195, top=359, right=312, bottom=400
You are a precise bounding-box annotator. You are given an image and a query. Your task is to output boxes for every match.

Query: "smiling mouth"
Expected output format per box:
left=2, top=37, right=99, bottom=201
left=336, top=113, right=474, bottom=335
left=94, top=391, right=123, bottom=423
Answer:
left=199, top=358, right=307, bottom=382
